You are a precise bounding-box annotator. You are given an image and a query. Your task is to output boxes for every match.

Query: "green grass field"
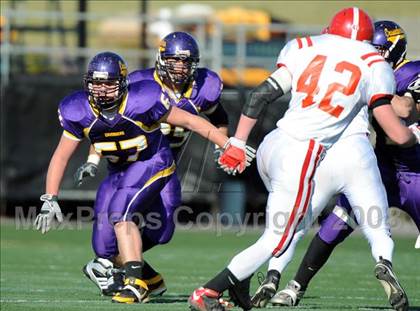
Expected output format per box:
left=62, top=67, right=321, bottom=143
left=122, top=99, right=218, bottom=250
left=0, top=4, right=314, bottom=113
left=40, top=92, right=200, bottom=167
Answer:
left=1, top=221, right=419, bottom=311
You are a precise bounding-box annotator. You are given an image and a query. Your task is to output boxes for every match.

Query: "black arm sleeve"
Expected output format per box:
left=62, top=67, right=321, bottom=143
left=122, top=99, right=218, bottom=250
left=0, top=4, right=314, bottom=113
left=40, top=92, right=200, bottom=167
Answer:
left=207, top=103, right=229, bottom=126
left=370, top=97, right=392, bottom=110
left=242, top=77, right=285, bottom=119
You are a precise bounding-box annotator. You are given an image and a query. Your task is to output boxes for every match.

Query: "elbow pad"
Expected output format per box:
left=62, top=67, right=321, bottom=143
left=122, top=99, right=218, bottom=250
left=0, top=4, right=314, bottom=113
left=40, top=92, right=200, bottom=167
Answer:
left=242, top=78, right=285, bottom=119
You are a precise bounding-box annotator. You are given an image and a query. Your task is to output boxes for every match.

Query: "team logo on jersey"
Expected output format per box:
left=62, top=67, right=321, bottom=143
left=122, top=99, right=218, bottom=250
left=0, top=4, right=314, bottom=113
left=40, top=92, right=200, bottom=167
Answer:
left=384, top=28, right=405, bottom=44
left=104, top=131, right=125, bottom=137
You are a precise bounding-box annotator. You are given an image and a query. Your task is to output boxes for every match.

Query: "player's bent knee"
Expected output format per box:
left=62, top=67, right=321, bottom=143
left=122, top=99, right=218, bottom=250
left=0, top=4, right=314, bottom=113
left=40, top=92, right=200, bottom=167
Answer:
left=93, top=243, right=118, bottom=259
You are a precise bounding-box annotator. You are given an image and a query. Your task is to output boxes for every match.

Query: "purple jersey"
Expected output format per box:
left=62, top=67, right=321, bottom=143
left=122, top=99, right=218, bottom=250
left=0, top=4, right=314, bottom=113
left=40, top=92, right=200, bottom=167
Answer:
left=58, top=80, right=173, bottom=170
left=394, top=60, right=420, bottom=97
left=128, top=68, right=224, bottom=149
left=373, top=59, right=420, bottom=172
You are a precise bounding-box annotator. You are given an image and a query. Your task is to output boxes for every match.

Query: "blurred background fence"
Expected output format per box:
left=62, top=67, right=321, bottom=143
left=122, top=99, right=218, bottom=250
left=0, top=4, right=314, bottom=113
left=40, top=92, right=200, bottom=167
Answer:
left=1, top=0, right=419, bottom=220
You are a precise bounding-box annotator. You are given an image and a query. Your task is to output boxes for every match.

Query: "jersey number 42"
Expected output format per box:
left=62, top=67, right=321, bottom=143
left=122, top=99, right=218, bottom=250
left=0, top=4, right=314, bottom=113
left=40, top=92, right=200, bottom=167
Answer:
left=297, top=55, right=362, bottom=118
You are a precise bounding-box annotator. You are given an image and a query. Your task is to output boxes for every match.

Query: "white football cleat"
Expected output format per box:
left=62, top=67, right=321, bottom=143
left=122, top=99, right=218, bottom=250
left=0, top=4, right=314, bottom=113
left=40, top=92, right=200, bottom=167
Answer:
left=270, top=280, right=305, bottom=306
left=83, top=258, right=114, bottom=295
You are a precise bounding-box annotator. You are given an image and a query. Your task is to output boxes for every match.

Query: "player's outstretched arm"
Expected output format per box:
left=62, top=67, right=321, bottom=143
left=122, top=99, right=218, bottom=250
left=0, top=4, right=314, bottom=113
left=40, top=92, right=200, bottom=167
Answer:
left=234, top=65, right=292, bottom=141
left=164, top=106, right=229, bottom=148
left=372, top=103, right=418, bottom=146
left=46, top=134, right=81, bottom=195
left=165, top=106, right=256, bottom=174
left=216, top=67, right=291, bottom=174
left=34, top=134, right=80, bottom=233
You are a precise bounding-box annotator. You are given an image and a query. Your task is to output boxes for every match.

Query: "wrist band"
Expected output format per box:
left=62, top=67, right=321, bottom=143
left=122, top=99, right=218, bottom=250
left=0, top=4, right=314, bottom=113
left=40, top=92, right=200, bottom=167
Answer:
left=87, top=154, right=101, bottom=165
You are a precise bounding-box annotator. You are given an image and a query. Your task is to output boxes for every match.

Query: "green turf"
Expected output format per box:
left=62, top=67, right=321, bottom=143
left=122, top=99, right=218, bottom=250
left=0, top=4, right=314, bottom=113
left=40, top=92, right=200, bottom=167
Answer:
left=1, top=221, right=419, bottom=310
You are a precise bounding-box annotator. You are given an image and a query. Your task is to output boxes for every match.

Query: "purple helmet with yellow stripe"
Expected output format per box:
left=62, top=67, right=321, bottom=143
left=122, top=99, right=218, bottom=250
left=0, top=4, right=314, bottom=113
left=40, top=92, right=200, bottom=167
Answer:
left=372, top=20, right=407, bottom=68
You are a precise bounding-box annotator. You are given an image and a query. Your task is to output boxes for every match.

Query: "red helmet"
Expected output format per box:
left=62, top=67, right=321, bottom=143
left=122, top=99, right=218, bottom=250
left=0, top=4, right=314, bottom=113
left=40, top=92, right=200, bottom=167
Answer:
left=328, top=7, right=373, bottom=42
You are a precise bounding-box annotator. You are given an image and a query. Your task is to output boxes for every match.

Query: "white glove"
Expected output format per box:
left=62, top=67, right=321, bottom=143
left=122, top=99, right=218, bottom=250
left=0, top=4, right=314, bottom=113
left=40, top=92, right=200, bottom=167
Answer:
left=34, top=194, right=63, bottom=234
left=408, top=124, right=420, bottom=144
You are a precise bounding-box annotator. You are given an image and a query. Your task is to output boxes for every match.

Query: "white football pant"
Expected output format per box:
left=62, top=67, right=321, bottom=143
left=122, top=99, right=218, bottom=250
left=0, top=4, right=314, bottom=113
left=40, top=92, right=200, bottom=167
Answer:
left=228, top=129, right=393, bottom=281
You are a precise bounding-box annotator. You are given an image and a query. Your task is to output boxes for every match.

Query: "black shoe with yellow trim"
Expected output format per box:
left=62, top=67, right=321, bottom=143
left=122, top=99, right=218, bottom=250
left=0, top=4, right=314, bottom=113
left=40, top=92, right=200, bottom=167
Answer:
left=112, top=277, right=149, bottom=304
left=144, top=273, right=167, bottom=297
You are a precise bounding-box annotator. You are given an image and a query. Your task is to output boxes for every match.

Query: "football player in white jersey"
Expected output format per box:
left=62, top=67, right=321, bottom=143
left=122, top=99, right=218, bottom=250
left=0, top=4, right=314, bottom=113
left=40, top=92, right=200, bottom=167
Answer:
left=251, top=21, right=418, bottom=311
left=188, top=7, right=419, bottom=311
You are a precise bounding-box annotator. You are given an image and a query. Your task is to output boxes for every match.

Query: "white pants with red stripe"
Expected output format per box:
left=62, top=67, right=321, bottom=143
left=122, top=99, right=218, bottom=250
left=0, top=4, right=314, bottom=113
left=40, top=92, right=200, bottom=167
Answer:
left=267, top=132, right=394, bottom=274
left=227, top=130, right=394, bottom=281
left=227, top=129, right=324, bottom=280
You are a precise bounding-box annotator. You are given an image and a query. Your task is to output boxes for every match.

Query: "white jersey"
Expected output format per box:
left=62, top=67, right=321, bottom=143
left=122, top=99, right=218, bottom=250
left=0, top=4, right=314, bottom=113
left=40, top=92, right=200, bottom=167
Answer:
left=342, top=104, right=370, bottom=137
left=275, top=34, right=395, bottom=148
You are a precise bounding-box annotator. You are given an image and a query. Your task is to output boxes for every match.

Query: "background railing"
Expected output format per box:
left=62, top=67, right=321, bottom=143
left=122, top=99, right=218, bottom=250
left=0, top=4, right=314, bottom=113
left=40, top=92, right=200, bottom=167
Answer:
left=1, top=8, right=323, bottom=87
left=1, top=3, right=419, bottom=219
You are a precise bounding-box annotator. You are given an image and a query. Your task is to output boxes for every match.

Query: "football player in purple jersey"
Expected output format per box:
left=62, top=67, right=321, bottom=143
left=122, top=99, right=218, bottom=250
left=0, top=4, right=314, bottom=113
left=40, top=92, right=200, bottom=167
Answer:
left=252, top=20, right=419, bottom=311
left=33, top=51, right=252, bottom=304
left=76, top=33, right=231, bottom=298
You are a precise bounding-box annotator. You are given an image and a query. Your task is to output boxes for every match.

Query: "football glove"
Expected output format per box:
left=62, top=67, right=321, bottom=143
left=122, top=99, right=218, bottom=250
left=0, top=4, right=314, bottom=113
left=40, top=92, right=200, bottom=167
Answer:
left=214, top=144, right=224, bottom=167
left=34, top=194, right=63, bottom=234
left=218, top=137, right=256, bottom=175
left=74, top=162, right=98, bottom=186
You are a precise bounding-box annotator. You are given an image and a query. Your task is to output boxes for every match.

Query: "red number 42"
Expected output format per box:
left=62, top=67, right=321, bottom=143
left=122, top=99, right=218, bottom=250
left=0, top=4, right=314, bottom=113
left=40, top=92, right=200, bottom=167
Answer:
left=296, top=55, right=361, bottom=118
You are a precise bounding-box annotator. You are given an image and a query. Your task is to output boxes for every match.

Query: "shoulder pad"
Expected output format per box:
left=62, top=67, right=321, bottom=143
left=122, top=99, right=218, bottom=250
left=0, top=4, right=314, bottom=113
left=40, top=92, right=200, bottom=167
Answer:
left=58, top=90, right=89, bottom=123
left=128, top=80, right=163, bottom=114
left=128, top=68, right=155, bottom=84
left=196, top=68, right=223, bottom=102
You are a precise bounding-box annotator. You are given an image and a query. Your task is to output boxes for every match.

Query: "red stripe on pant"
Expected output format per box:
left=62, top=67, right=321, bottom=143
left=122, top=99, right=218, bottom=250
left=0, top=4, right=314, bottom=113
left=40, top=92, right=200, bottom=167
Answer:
left=299, top=145, right=324, bottom=219
left=272, top=140, right=323, bottom=257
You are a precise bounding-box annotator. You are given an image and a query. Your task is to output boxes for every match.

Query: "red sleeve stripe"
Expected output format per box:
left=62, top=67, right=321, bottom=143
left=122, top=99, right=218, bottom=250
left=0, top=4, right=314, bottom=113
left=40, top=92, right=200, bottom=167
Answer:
left=305, top=36, right=313, bottom=47
left=296, top=37, right=303, bottom=49
left=367, top=59, right=386, bottom=67
left=277, top=62, right=286, bottom=68
left=361, top=52, right=380, bottom=60
left=369, top=94, right=393, bottom=107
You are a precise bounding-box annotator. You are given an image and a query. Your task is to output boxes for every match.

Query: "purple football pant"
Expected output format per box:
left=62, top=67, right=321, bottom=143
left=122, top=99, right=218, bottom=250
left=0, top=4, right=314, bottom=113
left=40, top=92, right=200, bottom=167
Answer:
left=319, top=165, right=420, bottom=245
left=92, top=155, right=181, bottom=259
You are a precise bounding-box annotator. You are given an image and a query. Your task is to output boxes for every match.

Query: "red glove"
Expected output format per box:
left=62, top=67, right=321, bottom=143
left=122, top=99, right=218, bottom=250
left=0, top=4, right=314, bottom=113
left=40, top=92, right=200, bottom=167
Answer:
left=218, top=137, right=256, bottom=175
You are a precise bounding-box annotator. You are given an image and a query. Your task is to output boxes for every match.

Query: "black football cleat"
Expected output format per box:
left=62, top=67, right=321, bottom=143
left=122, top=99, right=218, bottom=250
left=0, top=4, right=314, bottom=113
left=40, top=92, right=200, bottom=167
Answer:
left=251, top=270, right=280, bottom=308
left=144, top=273, right=167, bottom=297
left=112, top=277, right=149, bottom=304
left=102, top=269, right=125, bottom=296
left=375, top=257, right=409, bottom=311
